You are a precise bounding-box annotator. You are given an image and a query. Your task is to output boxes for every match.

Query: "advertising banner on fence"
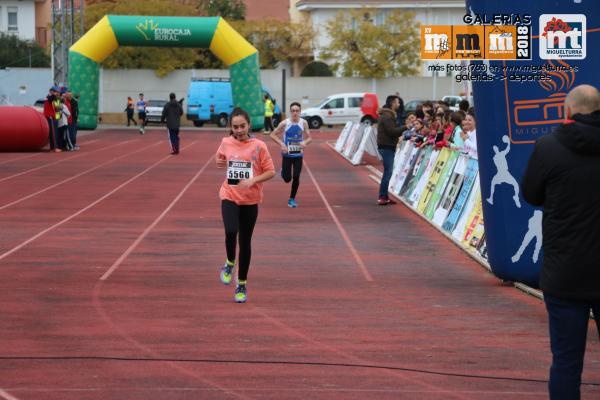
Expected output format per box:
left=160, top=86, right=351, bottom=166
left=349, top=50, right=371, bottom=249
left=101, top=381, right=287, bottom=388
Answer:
left=466, top=0, right=599, bottom=286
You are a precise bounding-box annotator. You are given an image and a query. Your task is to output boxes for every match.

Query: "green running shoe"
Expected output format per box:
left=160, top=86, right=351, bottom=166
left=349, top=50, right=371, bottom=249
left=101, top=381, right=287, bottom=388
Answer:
left=234, top=284, right=247, bottom=303
left=220, top=263, right=233, bottom=285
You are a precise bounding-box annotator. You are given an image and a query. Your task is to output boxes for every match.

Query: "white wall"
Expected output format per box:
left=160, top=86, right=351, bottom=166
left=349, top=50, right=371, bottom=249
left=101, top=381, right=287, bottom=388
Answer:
left=0, top=1, right=36, bottom=41
left=98, top=69, right=459, bottom=113
left=100, top=69, right=284, bottom=113
left=0, top=68, right=462, bottom=111
left=0, top=67, right=52, bottom=106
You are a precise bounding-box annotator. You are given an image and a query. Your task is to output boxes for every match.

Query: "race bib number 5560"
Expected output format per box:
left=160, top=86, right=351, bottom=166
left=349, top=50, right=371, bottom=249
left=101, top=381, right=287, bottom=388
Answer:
left=227, top=160, right=253, bottom=185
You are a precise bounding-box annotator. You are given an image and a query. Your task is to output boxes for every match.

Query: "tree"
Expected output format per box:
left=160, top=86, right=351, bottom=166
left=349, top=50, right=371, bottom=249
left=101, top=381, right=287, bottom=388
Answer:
left=233, top=20, right=314, bottom=70
left=197, top=0, right=245, bottom=21
left=321, top=8, right=420, bottom=78
left=301, top=61, right=333, bottom=77
left=196, top=19, right=314, bottom=70
left=84, top=0, right=199, bottom=76
left=0, top=34, right=50, bottom=68
left=194, top=0, right=246, bottom=69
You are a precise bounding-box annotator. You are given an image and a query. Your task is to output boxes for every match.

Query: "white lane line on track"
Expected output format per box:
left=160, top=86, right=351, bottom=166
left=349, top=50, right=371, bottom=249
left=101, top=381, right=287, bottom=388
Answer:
left=100, top=154, right=214, bottom=280
left=92, top=283, right=248, bottom=399
left=80, top=139, right=100, bottom=145
left=0, top=141, right=198, bottom=263
left=250, top=305, right=473, bottom=400
left=0, top=138, right=100, bottom=168
left=303, top=161, right=374, bottom=282
left=0, top=153, right=41, bottom=167
left=0, top=142, right=162, bottom=211
left=0, top=139, right=136, bottom=183
left=0, top=389, right=20, bottom=400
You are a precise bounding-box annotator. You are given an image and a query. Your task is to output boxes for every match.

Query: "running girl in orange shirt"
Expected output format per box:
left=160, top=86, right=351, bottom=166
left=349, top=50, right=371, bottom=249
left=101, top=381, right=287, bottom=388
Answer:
left=216, top=108, right=275, bottom=303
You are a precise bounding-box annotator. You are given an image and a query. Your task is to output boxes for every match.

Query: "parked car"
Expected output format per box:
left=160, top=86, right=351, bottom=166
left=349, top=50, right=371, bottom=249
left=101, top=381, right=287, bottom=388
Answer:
left=145, top=99, right=168, bottom=124
left=401, top=99, right=426, bottom=119
left=441, top=95, right=474, bottom=111
left=186, top=78, right=273, bottom=128
left=442, top=95, right=462, bottom=111
left=32, top=98, right=45, bottom=113
left=300, top=92, right=365, bottom=129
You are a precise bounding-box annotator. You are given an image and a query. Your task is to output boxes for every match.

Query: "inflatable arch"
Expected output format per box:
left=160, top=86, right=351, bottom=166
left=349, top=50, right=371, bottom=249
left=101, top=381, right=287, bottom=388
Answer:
left=68, top=15, right=264, bottom=130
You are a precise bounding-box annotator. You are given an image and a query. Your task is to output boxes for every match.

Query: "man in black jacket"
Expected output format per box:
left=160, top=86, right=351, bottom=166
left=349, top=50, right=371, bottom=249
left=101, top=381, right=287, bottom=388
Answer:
left=67, top=91, right=79, bottom=150
left=376, top=95, right=405, bottom=205
left=161, top=92, right=184, bottom=155
left=521, top=84, right=600, bottom=400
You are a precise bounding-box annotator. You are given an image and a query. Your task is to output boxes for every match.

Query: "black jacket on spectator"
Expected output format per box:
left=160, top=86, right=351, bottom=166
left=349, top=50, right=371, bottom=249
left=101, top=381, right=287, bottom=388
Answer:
left=396, top=98, right=405, bottom=127
left=70, top=98, right=79, bottom=123
left=161, top=99, right=183, bottom=130
left=521, top=110, right=600, bottom=300
left=377, top=108, right=405, bottom=150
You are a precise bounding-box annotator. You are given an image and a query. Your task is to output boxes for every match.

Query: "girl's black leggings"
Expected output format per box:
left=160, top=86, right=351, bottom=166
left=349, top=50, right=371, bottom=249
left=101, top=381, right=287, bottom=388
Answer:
left=221, top=200, right=258, bottom=281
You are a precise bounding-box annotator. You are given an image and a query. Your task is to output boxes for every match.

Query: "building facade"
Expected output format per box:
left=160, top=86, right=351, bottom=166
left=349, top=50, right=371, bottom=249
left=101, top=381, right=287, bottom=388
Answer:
left=34, top=0, right=51, bottom=49
left=0, top=0, right=57, bottom=49
left=244, top=0, right=290, bottom=21
left=0, top=1, right=38, bottom=42
left=293, top=0, right=466, bottom=76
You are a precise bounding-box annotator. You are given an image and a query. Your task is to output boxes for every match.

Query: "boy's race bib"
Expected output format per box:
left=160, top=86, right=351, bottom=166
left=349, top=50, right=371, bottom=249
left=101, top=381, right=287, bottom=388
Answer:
left=227, top=160, right=253, bottom=185
left=287, top=141, right=303, bottom=155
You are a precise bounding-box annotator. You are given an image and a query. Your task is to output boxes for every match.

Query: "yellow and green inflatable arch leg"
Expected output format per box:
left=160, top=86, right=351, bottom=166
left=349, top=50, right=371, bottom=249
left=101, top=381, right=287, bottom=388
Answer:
left=69, top=15, right=264, bottom=130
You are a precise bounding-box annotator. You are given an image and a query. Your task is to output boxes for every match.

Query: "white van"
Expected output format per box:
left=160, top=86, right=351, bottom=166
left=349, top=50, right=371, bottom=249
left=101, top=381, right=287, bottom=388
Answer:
left=300, top=92, right=365, bottom=129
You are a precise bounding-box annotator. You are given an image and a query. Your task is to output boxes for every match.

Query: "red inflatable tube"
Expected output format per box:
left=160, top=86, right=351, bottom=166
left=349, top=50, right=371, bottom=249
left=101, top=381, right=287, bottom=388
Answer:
left=0, top=106, right=49, bottom=152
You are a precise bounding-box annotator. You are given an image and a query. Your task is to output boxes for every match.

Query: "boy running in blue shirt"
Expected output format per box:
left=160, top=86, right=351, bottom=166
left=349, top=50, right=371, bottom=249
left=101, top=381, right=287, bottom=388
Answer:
left=269, top=102, right=312, bottom=208
left=136, top=93, right=147, bottom=134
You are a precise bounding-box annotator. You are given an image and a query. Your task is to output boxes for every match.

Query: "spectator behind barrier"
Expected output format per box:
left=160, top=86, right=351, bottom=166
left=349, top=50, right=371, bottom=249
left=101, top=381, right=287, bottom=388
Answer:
left=402, top=113, right=417, bottom=140
left=431, top=113, right=445, bottom=144
left=412, top=118, right=427, bottom=147
left=376, top=95, right=405, bottom=205
left=415, top=105, right=425, bottom=121
left=422, top=101, right=434, bottom=115
left=449, top=112, right=465, bottom=151
left=396, top=95, right=405, bottom=127
left=435, top=104, right=448, bottom=115
left=462, top=111, right=477, bottom=159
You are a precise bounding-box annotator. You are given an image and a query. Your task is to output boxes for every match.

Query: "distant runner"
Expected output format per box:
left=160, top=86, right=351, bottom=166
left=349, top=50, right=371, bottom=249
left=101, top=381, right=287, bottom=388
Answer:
left=269, top=102, right=312, bottom=208
left=136, top=93, right=147, bottom=135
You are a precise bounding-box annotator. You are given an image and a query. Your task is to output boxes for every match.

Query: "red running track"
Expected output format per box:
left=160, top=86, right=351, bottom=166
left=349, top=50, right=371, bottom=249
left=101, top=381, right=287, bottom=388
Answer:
left=0, top=128, right=599, bottom=399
